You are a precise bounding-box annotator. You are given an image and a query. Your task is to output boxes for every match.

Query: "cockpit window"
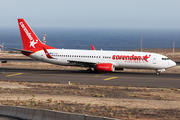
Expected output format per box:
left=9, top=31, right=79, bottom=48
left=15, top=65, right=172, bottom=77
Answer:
left=162, top=58, right=169, bottom=60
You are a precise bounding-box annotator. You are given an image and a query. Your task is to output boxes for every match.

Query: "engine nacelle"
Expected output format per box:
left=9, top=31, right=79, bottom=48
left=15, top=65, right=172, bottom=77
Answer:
left=96, top=63, right=115, bottom=72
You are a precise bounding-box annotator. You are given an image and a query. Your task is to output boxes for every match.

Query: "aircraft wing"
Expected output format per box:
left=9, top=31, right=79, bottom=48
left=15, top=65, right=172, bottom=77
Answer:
left=42, top=47, right=99, bottom=67
left=67, top=59, right=97, bottom=67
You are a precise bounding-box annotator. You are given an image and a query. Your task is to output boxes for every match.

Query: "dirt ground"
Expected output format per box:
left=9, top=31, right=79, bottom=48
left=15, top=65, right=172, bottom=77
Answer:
left=0, top=81, right=180, bottom=120
left=0, top=80, right=180, bottom=120
left=0, top=49, right=180, bottom=119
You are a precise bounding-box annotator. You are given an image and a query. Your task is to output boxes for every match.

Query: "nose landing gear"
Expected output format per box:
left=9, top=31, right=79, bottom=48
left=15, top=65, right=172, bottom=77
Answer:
left=156, top=69, right=165, bottom=75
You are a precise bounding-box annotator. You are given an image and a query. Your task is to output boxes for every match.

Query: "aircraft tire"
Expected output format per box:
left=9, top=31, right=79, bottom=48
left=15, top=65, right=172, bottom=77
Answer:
left=87, top=69, right=92, bottom=73
left=156, top=72, right=160, bottom=75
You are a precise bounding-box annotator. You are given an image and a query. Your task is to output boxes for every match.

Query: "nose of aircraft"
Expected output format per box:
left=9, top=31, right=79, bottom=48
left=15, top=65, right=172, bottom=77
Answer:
left=169, top=60, right=176, bottom=67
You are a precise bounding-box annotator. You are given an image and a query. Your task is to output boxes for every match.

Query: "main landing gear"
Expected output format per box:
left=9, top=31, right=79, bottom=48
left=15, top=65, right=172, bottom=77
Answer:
left=87, top=67, right=97, bottom=73
left=87, top=68, right=93, bottom=73
left=156, top=72, right=160, bottom=75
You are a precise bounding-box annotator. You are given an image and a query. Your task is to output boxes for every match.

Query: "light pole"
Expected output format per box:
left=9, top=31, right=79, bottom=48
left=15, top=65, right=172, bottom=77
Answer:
left=43, top=33, right=46, bottom=45
left=2, top=43, right=3, bottom=51
left=173, top=42, right=175, bottom=58
left=141, top=34, right=142, bottom=52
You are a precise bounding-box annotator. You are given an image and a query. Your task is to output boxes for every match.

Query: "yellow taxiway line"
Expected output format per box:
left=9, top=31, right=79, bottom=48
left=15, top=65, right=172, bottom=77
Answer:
left=103, top=77, right=117, bottom=81
left=6, top=73, right=23, bottom=77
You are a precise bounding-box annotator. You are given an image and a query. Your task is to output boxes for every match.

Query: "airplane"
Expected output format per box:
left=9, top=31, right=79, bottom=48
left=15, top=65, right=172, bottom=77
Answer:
left=13, top=18, right=176, bottom=75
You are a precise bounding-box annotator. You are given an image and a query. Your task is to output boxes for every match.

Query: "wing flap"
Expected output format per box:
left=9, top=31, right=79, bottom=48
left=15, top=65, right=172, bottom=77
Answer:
left=67, top=59, right=97, bottom=66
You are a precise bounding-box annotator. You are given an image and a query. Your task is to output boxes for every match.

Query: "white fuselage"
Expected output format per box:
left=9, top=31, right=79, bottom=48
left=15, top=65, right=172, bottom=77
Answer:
left=29, top=49, right=176, bottom=71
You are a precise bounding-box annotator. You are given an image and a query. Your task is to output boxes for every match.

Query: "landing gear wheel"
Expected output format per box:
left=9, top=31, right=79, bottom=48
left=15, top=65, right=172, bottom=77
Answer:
left=94, top=68, right=97, bottom=73
left=156, top=72, right=160, bottom=75
left=87, top=69, right=92, bottom=73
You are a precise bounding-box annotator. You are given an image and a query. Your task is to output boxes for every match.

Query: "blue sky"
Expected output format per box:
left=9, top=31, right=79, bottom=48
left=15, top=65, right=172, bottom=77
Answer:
left=0, top=0, right=180, bottom=29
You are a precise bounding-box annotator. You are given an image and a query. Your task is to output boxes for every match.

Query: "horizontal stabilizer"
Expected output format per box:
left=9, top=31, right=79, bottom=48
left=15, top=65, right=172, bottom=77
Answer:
left=7, top=47, right=33, bottom=53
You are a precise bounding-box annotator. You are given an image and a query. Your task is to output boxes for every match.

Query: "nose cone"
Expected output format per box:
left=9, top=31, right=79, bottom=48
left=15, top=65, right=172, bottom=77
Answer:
left=170, top=60, right=176, bottom=67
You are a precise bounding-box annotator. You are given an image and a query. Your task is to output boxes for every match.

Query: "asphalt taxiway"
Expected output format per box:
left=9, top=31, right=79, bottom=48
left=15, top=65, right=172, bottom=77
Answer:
left=0, top=67, right=180, bottom=88
left=1, top=58, right=180, bottom=65
left=0, top=116, right=18, bottom=120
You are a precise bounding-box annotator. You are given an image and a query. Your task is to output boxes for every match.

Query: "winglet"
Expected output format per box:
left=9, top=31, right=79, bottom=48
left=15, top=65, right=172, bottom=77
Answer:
left=43, top=47, right=54, bottom=59
left=91, top=45, right=96, bottom=50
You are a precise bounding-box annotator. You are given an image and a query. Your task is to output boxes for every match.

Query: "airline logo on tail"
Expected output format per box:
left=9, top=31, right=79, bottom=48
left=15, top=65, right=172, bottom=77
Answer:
left=29, top=40, right=38, bottom=48
left=19, top=22, right=38, bottom=48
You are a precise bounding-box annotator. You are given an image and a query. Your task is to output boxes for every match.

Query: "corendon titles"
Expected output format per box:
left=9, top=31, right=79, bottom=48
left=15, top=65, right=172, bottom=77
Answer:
left=20, top=22, right=38, bottom=48
left=19, top=22, right=33, bottom=40
left=112, top=54, right=151, bottom=63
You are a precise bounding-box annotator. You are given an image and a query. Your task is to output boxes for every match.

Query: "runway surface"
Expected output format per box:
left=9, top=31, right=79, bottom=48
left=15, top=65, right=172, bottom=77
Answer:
left=0, top=116, right=18, bottom=120
left=0, top=58, right=39, bottom=62
left=0, top=67, right=180, bottom=88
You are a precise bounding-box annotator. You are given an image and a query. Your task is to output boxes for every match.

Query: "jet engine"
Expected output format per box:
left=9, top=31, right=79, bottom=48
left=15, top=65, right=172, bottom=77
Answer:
left=96, top=63, right=115, bottom=72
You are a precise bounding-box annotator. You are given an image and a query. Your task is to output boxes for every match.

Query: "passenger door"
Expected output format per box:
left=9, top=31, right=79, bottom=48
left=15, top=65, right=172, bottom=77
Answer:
left=152, top=56, right=157, bottom=64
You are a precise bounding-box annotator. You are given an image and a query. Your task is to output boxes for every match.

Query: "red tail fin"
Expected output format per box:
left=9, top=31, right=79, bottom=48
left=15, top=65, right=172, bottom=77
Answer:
left=18, top=19, right=55, bottom=52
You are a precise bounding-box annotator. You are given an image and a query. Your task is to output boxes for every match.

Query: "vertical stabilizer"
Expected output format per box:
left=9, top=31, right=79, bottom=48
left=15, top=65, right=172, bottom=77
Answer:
left=18, top=19, right=55, bottom=52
